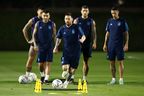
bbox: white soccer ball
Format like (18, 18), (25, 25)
(28, 72), (37, 82)
(18, 75), (31, 84)
(52, 79), (63, 89)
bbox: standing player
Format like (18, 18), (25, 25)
(53, 13), (86, 88)
(103, 6), (129, 85)
(33, 10), (56, 83)
(22, 7), (43, 76)
(74, 5), (97, 82)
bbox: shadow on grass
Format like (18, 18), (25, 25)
(42, 88), (77, 91)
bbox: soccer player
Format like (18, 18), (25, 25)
(103, 6), (129, 85)
(22, 7), (43, 76)
(53, 13), (86, 88)
(33, 10), (56, 84)
(73, 5), (97, 81)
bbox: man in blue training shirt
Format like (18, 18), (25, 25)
(22, 7), (44, 76)
(103, 6), (129, 85)
(33, 10), (56, 84)
(53, 13), (86, 88)
(74, 5), (97, 82)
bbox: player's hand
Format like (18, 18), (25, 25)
(53, 47), (58, 53)
(28, 39), (34, 45)
(34, 46), (38, 51)
(124, 45), (128, 52)
(92, 43), (97, 49)
(103, 45), (107, 52)
(79, 35), (86, 43)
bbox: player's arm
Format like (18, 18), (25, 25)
(103, 31), (110, 52)
(124, 32), (129, 51)
(53, 38), (61, 53)
(22, 19), (33, 43)
(78, 26), (86, 43)
(53, 23), (56, 43)
(32, 22), (38, 51)
(92, 20), (97, 49)
(73, 18), (78, 24)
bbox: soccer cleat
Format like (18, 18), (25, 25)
(44, 80), (49, 85)
(69, 79), (74, 84)
(108, 79), (116, 85)
(40, 77), (45, 84)
(62, 81), (69, 89)
(119, 79), (124, 85)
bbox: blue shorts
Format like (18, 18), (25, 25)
(107, 47), (124, 61)
(37, 48), (53, 63)
(61, 52), (80, 69)
(81, 43), (92, 58)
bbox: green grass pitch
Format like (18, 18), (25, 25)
(0, 51), (144, 96)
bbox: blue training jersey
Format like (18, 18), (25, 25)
(31, 16), (41, 33)
(105, 18), (129, 47)
(36, 20), (54, 49)
(57, 24), (84, 56)
(76, 16), (93, 43)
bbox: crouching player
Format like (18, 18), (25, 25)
(53, 13), (86, 88)
(33, 10), (56, 84)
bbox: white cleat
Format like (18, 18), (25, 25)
(119, 79), (124, 85)
(108, 79), (116, 85)
(62, 81), (69, 89)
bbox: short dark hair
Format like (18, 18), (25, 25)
(43, 10), (49, 14)
(81, 5), (89, 9)
(111, 6), (119, 11)
(65, 12), (72, 16)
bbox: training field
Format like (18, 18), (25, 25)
(0, 51), (144, 96)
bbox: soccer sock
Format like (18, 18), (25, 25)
(112, 78), (116, 81)
(67, 73), (72, 81)
(119, 78), (123, 81)
(40, 72), (45, 77)
(26, 72), (30, 76)
(44, 75), (49, 81)
(83, 75), (86, 80)
(71, 75), (74, 79)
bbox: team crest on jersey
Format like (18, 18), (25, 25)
(63, 32), (66, 34)
(48, 26), (51, 29)
(110, 23), (113, 26)
(87, 22), (90, 26)
(78, 22), (82, 25)
(39, 26), (42, 29)
(72, 29), (75, 34)
(117, 22), (121, 26)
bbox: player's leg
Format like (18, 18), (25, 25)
(37, 50), (46, 83)
(109, 60), (116, 84)
(118, 60), (124, 85)
(117, 48), (124, 85)
(26, 46), (36, 76)
(82, 44), (92, 81)
(38, 62), (45, 83)
(62, 64), (70, 79)
(107, 48), (116, 85)
(83, 56), (89, 80)
(44, 61), (52, 84)
(44, 49), (53, 84)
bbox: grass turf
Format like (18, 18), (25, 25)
(0, 51), (144, 96)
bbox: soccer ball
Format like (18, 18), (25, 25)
(18, 75), (31, 84)
(52, 79), (63, 89)
(28, 72), (37, 82)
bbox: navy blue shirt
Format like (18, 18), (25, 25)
(31, 16), (41, 34)
(36, 20), (54, 49)
(106, 18), (129, 48)
(57, 24), (84, 56)
(77, 17), (93, 43)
